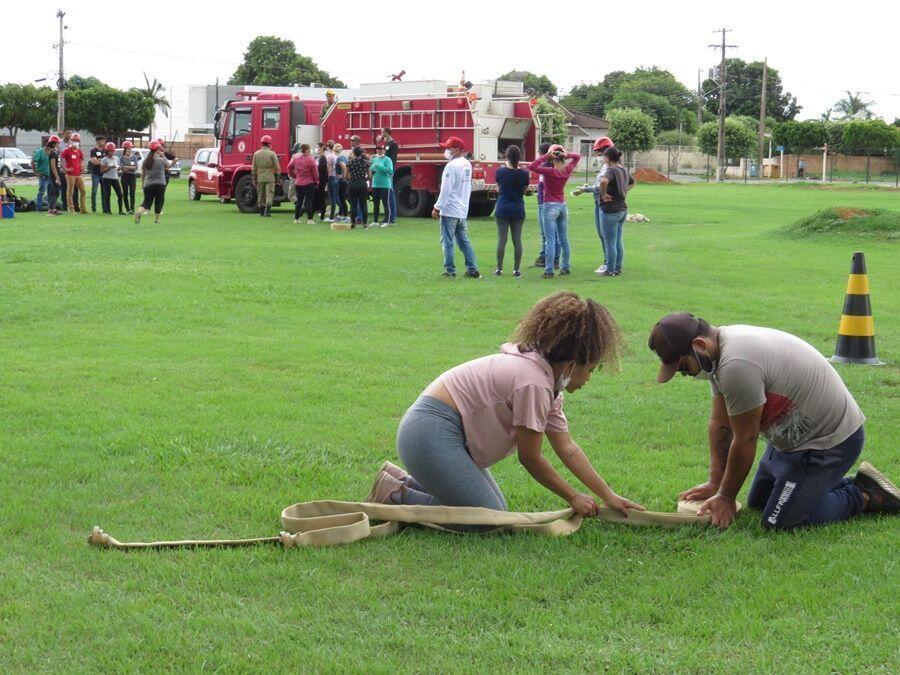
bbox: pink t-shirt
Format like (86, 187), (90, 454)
(288, 153), (319, 186)
(439, 342), (569, 469)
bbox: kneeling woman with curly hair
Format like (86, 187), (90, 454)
(367, 291), (645, 526)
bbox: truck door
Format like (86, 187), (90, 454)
(224, 106), (253, 165)
(260, 105), (290, 170)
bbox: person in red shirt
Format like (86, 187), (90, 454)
(60, 133), (87, 214)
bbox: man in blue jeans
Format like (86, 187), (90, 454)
(432, 136), (480, 278)
(649, 313), (899, 530)
(88, 137), (106, 213)
(31, 141), (52, 211)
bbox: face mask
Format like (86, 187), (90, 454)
(73, 142), (79, 148)
(444, 149), (454, 161)
(692, 347), (717, 380)
(556, 363), (574, 392)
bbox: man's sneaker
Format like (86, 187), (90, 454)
(378, 460), (409, 482)
(294, 218), (301, 224)
(542, 271), (555, 279)
(380, 222), (390, 228)
(494, 268), (502, 276)
(513, 270), (522, 278)
(464, 270), (482, 279)
(853, 462), (900, 514)
(442, 271), (457, 278)
(560, 269), (571, 275)
(306, 219), (315, 225)
(365, 470), (404, 504)
(554, 260), (560, 269)
(533, 257), (545, 268)
(594, 264), (608, 275)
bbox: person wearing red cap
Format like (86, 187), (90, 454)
(60, 133), (87, 214)
(100, 142), (125, 215)
(432, 136), (480, 278)
(120, 141), (139, 214)
(648, 313), (899, 529)
(252, 136), (279, 217)
(573, 136), (615, 274)
(527, 144), (580, 278)
(135, 140), (172, 224)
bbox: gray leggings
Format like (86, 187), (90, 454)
(397, 396), (508, 523)
(495, 217), (524, 271)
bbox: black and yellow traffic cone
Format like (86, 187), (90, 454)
(830, 251), (883, 365)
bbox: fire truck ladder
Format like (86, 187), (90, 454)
(347, 109), (474, 132)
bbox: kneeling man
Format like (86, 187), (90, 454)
(648, 313), (898, 529)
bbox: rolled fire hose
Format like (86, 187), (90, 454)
(88, 499), (741, 551)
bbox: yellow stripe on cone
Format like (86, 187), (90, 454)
(838, 315), (875, 337)
(845, 274), (870, 295)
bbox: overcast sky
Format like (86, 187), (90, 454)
(9, 1), (899, 122)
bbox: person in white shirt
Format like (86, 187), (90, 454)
(432, 136), (480, 279)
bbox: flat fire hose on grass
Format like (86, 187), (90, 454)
(88, 499), (741, 550)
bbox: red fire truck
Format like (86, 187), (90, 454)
(212, 80), (540, 217)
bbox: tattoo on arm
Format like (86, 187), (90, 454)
(716, 426), (733, 466)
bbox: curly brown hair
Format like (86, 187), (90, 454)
(514, 291), (623, 368)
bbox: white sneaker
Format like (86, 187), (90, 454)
(324, 217), (334, 222)
(306, 219), (315, 225)
(294, 218), (301, 224)
(594, 264), (608, 275)
(380, 222), (390, 228)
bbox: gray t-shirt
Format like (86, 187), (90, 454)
(121, 153), (140, 173)
(709, 325), (865, 452)
(101, 155), (120, 179)
(142, 155), (169, 187)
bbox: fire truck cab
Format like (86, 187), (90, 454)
(213, 80), (540, 217)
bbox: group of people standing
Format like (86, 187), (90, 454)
(434, 134), (634, 280)
(30, 131), (175, 224)
(252, 127), (400, 229)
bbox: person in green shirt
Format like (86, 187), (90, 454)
(251, 135), (280, 217)
(370, 144), (394, 227)
(31, 143), (52, 211)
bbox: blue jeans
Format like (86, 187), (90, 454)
(36, 174), (51, 211)
(542, 202), (570, 273)
(600, 210), (627, 273)
(747, 426), (865, 530)
(440, 216), (478, 274)
(594, 201), (607, 264)
(90, 173), (101, 212)
(327, 176), (338, 218)
(388, 187), (398, 223)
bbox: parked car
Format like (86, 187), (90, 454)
(188, 148), (222, 200)
(0, 147), (34, 178)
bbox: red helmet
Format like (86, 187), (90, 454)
(155, 138), (165, 145)
(593, 136), (613, 152)
(261, 135), (272, 145)
(548, 144), (566, 155)
(47, 135), (61, 144)
(105, 142), (116, 152)
(148, 140), (161, 151)
(71, 133), (81, 142)
(122, 140), (133, 149)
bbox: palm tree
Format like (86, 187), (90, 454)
(833, 91), (875, 121)
(141, 72), (170, 140)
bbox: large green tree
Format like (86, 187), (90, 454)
(66, 75), (106, 91)
(605, 107), (655, 167)
(562, 67), (695, 131)
(497, 70), (557, 97)
(66, 86), (155, 138)
(702, 59), (800, 122)
(0, 84), (56, 138)
(140, 73), (171, 140)
(229, 36), (345, 88)
(533, 97), (567, 145)
(832, 91), (875, 120)
(697, 118), (756, 163)
(841, 119), (899, 182)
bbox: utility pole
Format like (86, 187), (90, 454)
(709, 28), (737, 182)
(697, 69), (703, 128)
(757, 58), (768, 175)
(54, 9), (67, 132)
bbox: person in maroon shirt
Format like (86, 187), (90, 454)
(288, 144), (319, 224)
(528, 145), (580, 278)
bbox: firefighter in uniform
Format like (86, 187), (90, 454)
(252, 135), (279, 217)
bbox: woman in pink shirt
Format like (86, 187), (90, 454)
(528, 145), (580, 278)
(288, 143), (319, 224)
(366, 291), (644, 528)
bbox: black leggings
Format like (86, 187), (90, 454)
(337, 180), (348, 217)
(496, 217), (525, 271)
(141, 183), (166, 214)
(294, 184), (316, 220)
(121, 173), (137, 211)
(372, 187), (389, 223)
(101, 178), (124, 213)
(315, 181), (328, 218)
(348, 182), (368, 225)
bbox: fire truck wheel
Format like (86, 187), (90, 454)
(394, 174), (433, 218)
(233, 174), (258, 213)
(468, 201), (496, 218)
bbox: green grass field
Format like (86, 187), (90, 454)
(1, 180), (898, 672)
